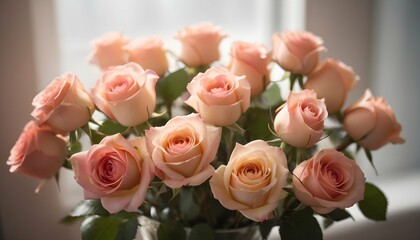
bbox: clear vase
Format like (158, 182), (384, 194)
(135, 216), (262, 240)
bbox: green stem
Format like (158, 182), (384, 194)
(336, 135), (354, 152)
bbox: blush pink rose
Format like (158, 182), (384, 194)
(228, 41), (271, 96)
(145, 114), (221, 189)
(305, 59), (359, 113)
(185, 67), (251, 126)
(87, 32), (129, 70)
(343, 89), (405, 150)
(7, 121), (67, 179)
(210, 140), (289, 222)
(31, 73), (95, 133)
(272, 31), (325, 75)
(274, 89), (328, 148)
(175, 22), (226, 67)
(293, 148), (365, 214)
(91, 62), (159, 127)
(124, 37), (169, 77)
(70, 134), (155, 213)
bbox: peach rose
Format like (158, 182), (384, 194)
(185, 67), (251, 126)
(91, 62), (159, 127)
(88, 32), (129, 70)
(145, 114), (221, 189)
(31, 73), (95, 133)
(272, 31), (325, 75)
(210, 140), (289, 222)
(7, 121), (67, 179)
(228, 41), (271, 96)
(343, 89), (405, 150)
(124, 37), (169, 77)
(305, 59), (358, 113)
(175, 22), (226, 67)
(274, 90), (328, 148)
(70, 134), (155, 213)
(293, 149), (365, 214)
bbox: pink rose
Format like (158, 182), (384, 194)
(292, 149), (365, 214)
(228, 41), (271, 96)
(185, 67), (251, 126)
(7, 121), (67, 179)
(343, 89), (405, 150)
(272, 31), (325, 75)
(175, 22), (226, 67)
(124, 37), (169, 77)
(31, 73), (95, 133)
(305, 59), (359, 113)
(91, 62), (159, 127)
(70, 134), (155, 213)
(145, 114), (221, 188)
(274, 89), (328, 148)
(210, 140), (289, 222)
(87, 32), (129, 70)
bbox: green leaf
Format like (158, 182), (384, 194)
(323, 208), (353, 222)
(189, 223), (215, 240)
(261, 83), (283, 109)
(69, 140), (82, 156)
(358, 182), (388, 221)
(61, 200), (110, 224)
(157, 220), (187, 240)
(98, 119), (128, 135)
(280, 208), (323, 240)
(156, 68), (190, 103)
(364, 148), (378, 175)
(260, 219), (276, 240)
(180, 189), (200, 221)
(80, 212), (138, 240)
(244, 107), (274, 141)
(62, 158), (73, 170)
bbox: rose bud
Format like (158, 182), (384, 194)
(305, 58), (358, 113)
(31, 73), (95, 133)
(274, 89), (328, 148)
(87, 32), (129, 70)
(228, 41), (271, 96)
(272, 31), (325, 75)
(343, 89), (405, 150)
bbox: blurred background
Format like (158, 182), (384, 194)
(1, 0), (419, 239)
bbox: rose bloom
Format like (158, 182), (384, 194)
(293, 149), (365, 214)
(305, 58), (359, 113)
(228, 41), (271, 96)
(31, 73), (95, 133)
(175, 22), (226, 67)
(7, 121), (67, 179)
(91, 62), (159, 127)
(210, 140), (289, 222)
(272, 31), (325, 75)
(145, 114), (221, 189)
(185, 67), (251, 126)
(87, 32), (129, 70)
(70, 134), (155, 213)
(124, 37), (169, 77)
(343, 89), (405, 150)
(274, 89), (328, 148)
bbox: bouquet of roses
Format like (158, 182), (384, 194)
(7, 22), (405, 240)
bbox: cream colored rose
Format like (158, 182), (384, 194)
(87, 32), (129, 70)
(91, 62), (159, 127)
(274, 89), (328, 148)
(210, 140), (289, 222)
(145, 114), (222, 188)
(7, 121), (67, 179)
(185, 67), (251, 126)
(31, 73), (95, 133)
(343, 89), (405, 150)
(228, 41), (271, 96)
(175, 22), (226, 67)
(70, 134), (155, 213)
(272, 31), (325, 75)
(305, 59), (358, 113)
(124, 37), (169, 77)
(293, 149), (365, 214)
